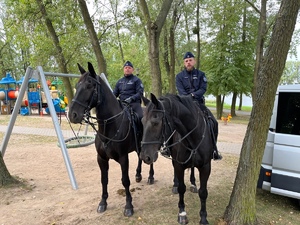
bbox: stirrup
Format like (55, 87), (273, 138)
(161, 148), (171, 157)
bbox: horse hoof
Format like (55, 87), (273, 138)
(97, 204), (107, 213)
(190, 185), (198, 193)
(124, 208), (134, 217)
(147, 177), (154, 185)
(136, 175), (142, 183)
(200, 218), (209, 225)
(178, 211), (188, 224)
(172, 186), (178, 194)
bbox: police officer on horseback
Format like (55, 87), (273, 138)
(176, 52), (222, 160)
(113, 61), (144, 120)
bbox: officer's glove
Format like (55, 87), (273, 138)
(124, 97), (133, 104)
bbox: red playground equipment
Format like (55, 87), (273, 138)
(0, 72), (17, 114)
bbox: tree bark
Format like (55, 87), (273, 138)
(78, 0), (107, 76)
(231, 92), (237, 116)
(238, 92), (243, 110)
(109, 0), (125, 63)
(224, 1), (300, 224)
(164, 1), (180, 94)
(139, 0), (173, 97)
(216, 94), (222, 119)
(195, 0), (200, 68)
(36, 0), (74, 102)
(169, 22), (176, 94)
(0, 152), (19, 187)
(252, 0), (266, 104)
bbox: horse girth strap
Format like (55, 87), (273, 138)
(84, 107), (132, 144)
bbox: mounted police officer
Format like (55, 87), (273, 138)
(113, 60), (144, 121)
(176, 52), (222, 160)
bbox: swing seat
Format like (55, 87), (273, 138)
(57, 135), (95, 148)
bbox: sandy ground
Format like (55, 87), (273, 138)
(0, 120), (246, 225)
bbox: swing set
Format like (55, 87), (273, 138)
(0, 66), (99, 190)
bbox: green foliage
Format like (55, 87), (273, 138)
(281, 61), (300, 84)
(200, 0), (257, 99)
(0, 0), (298, 98)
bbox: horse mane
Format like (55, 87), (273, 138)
(141, 93), (202, 138)
(160, 94), (200, 120)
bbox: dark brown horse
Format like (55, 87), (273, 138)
(68, 62), (154, 217)
(140, 93), (215, 225)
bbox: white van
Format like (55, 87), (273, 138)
(257, 84), (300, 200)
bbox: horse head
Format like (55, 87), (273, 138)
(68, 62), (101, 123)
(140, 93), (167, 164)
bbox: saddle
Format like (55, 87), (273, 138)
(130, 110), (143, 138)
(122, 103), (143, 148)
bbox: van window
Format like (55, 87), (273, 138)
(276, 92), (300, 135)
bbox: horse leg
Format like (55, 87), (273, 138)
(119, 155), (134, 217)
(172, 162), (179, 194)
(97, 154), (109, 213)
(198, 163), (211, 225)
(174, 165), (188, 224)
(135, 158), (142, 183)
(189, 167), (198, 193)
(147, 163), (155, 184)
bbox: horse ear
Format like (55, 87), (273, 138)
(141, 95), (150, 106)
(150, 93), (160, 108)
(88, 62), (97, 77)
(77, 63), (86, 75)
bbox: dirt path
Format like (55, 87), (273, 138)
(0, 120), (246, 225)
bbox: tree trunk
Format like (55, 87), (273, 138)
(163, 29), (171, 94)
(78, 0), (107, 76)
(168, 2), (180, 94)
(182, 1), (190, 47)
(139, 0), (173, 97)
(216, 94), (223, 119)
(195, 0), (200, 69)
(0, 152), (19, 187)
(224, 1), (300, 224)
(169, 25), (176, 94)
(252, 0), (266, 104)
(36, 0), (74, 102)
(109, 0), (125, 63)
(238, 92), (242, 110)
(231, 92), (237, 116)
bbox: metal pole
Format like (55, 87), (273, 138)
(44, 72), (80, 78)
(37, 66), (78, 190)
(0, 67), (34, 156)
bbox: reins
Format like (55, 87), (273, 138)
(142, 98), (207, 165)
(74, 75), (132, 145)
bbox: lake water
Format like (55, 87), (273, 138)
(206, 94), (253, 107)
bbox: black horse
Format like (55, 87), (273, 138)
(68, 62), (154, 217)
(140, 93), (215, 225)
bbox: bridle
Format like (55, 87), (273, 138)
(71, 74), (131, 145)
(72, 75), (102, 114)
(141, 99), (207, 164)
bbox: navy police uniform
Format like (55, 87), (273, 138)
(176, 68), (207, 104)
(175, 52), (222, 160)
(113, 61), (144, 119)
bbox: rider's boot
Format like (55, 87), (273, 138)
(160, 147), (171, 157)
(213, 147), (222, 160)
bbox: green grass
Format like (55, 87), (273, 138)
(205, 100), (252, 112)
(205, 100), (251, 125)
